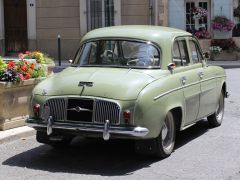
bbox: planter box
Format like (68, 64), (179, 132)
(211, 51), (240, 61)
(43, 63), (55, 76)
(3, 58), (55, 76)
(0, 78), (45, 130)
(213, 31), (232, 39)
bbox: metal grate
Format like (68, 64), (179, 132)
(93, 99), (120, 125)
(42, 98), (120, 125)
(44, 98), (67, 121)
(87, 0), (114, 31)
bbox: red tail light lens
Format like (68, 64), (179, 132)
(33, 104), (40, 117)
(123, 110), (131, 124)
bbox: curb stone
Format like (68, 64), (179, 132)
(0, 126), (35, 145)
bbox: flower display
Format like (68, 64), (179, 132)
(20, 51), (54, 64)
(212, 16), (235, 32)
(192, 7), (207, 19)
(194, 30), (209, 39)
(209, 46), (222, 54)
(0, 57), (7, 76)
(210, 39), (238, 51)
(0, 59), (47, 82)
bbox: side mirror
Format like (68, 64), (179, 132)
(204, 52), (210, 59)
(167, 63), (176, 74)
(68, 59), (73, 64)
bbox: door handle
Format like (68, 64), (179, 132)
(198, 72), (204, 79)
(180, 76), (187, 85)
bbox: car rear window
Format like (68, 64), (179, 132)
(73, 40), (161, 68)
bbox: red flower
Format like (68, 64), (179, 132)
(19, 74), (24, 80)
(24, 73), (31, 80)
(21, 65), (28, 71)
(30, 63), (35, 69)
(7, 61), (16, 69)
(25, 51), (30, 54)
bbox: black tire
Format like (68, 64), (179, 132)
(36, 131), (73, 148)
(207, 90), (225, 127)
(154, 111), (176, 158)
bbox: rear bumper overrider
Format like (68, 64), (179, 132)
(26, 118), (149, 140)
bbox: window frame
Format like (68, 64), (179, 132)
(185, 0), (211, 34)
(87, 0), (115, 31)
(187, 37), (204, 64)
(172, 37), (190, 67)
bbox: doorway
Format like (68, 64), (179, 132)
(4, 0), (28, 55)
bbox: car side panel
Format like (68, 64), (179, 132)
(133, 71), (186, 138)
(198, 66), (218, 119)
(173, 64), (201, 125)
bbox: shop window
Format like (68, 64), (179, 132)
(87, 0), (114, 31)
(186, 0), (210, 39)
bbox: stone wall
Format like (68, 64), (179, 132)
(158, 0), (168, 26)
(121, 0), (150, 25)
(36, 0), (80, 60)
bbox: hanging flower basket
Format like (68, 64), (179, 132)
(212, 16), (235, 39)
(212, 16), (235, 32)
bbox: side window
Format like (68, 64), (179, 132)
(173, 39), (190, 67)
(189, 40), (204, 64)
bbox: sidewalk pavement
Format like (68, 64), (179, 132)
(208, 60), (240, 69)
(0, 126), (35, 145)
(0, 60), (240, 145)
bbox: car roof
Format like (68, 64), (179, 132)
(81, 25), (192, 45)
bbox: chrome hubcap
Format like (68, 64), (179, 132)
(161, 113), (174, 152)
(216, 93), (224, 123)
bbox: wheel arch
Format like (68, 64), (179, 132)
(169, 107), (183, 132)
(222, 81), (227, 98)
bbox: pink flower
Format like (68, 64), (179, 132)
(18, 53), (24, 59)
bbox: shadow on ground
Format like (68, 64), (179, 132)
(2, 120), (210, 176)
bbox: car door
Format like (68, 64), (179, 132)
(188, 38), (217, 119)
(172, 38), (201, 125)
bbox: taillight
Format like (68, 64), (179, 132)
(123, 110), (131, 124)
(33, 104), (40, 117)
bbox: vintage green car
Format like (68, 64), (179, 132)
(26, 26), (227, 158)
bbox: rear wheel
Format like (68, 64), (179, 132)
(207, 91), (225, 127)
(36, 131), (73, 148)
(154, 111), (176, 158)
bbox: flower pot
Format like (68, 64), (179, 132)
(0, 78), (45, 130)
(213, 31), (232, 39)
(211, 50), (240, 61)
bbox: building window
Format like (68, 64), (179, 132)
(185, 0), (210, 38)
(87, 0), (114, 31)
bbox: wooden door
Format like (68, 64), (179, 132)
(4, 0), (27, 55)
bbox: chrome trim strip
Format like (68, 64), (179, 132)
(154, 75), (226, 101)
(26, 122), (149, 137)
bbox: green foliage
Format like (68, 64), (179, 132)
(0, 57), (7, 76)
(30, 64), (47, 78)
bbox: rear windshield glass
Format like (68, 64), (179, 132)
(73, 40), (161, 68)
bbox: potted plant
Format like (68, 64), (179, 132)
(0, 56), (47, 130)
(210, 38), (240, 60)
(191, 7), (207, 19)
(212, 16), (235, 39)
(19, 51), (55, 76)
(194, 30), (210, 39)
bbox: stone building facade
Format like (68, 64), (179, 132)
(0, 0), (168, 60)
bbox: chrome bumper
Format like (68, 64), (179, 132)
(26, 119), (149, 140)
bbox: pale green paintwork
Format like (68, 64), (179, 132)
(30, 26), (226, 139)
